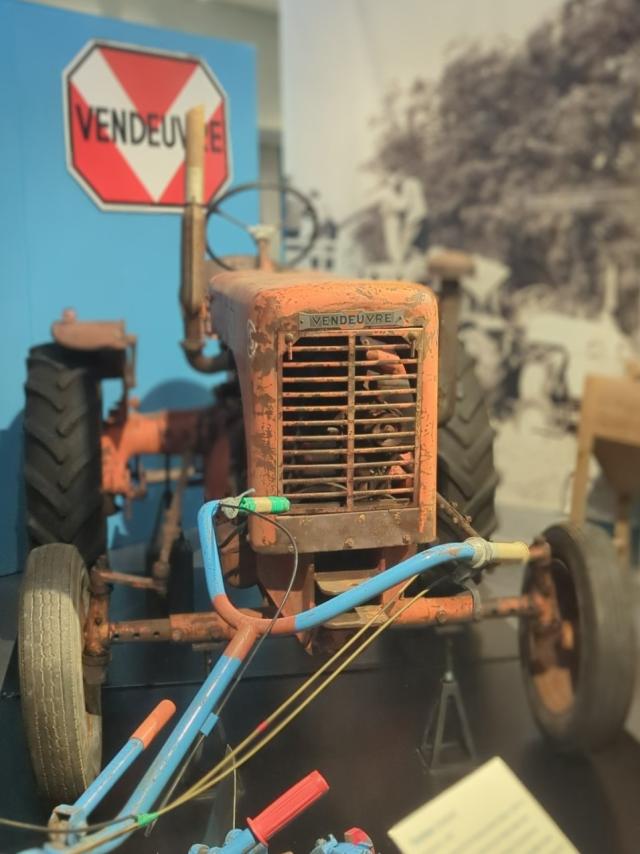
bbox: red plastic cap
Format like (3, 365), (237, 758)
(247, 771), (329, 844)
(345, 827), (374, 849)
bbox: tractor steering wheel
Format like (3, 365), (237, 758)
(206, 181), (320, 271)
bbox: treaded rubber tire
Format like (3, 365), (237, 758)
(437, 346), (498, 540)
(18, 544), (102, 802)
(520, 522), (636, 752)
(24, 343), (106, 567)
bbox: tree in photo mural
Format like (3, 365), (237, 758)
(366, 0), (640, 337)
(356, 0), (640, 509)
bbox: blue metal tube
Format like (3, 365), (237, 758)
(186, 828), (258, 854)
(27, 503), (474, 854)
(293, 543), (474, 631)
(219, 828), (258, 853)
(70, 739), (143, 826)
(198, 501), (229, 600)
(122, 652), (242, 816)
(60, 647), (249, 854)
(197, 500), (475, 633)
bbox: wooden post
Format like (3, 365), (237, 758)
(614, 493), (632, 572)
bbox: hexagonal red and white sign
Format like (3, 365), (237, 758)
(63, 40), (231, 211)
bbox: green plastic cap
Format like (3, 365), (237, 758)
(238, 496), (290, 515)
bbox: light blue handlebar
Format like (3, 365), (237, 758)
(198, 500), (475, 632)
(21, 501), (477, 854)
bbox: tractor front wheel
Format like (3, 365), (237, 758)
(18, 544), (102, 802)
(520, 522), (636, 752)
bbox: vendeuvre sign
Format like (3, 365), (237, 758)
(63, 41), (231, 211)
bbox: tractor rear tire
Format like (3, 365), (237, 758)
(437, 346), (498, 541)
(24, 344), (106, 568)
(520, 522), (636, 752)
(18, 544), (102, 802)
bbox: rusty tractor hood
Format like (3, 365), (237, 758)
(208, 269), (436, 345)
(207, 269), (439, 551)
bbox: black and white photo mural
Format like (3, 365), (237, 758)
(281, 0), (640, 516)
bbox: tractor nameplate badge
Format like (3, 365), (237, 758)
(298, 310), (405, 330)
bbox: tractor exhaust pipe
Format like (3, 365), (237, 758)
(180, 105), (226, 373)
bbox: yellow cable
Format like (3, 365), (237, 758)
(67, 821), (138, 854)
(70, 577), (434, 852)
(166, 582), (431, 810)
(174, 585), (429, 803)
(64, 581), (418, 854)
(164, 577), (417, 811)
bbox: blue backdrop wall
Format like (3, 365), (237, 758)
(0, 0), (258, 573)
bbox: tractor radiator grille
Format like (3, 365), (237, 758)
(279, 328), (422, 511)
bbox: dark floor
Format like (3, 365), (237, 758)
(2, 614), (640, 854)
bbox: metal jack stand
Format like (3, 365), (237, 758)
(418, 631), (477, 772)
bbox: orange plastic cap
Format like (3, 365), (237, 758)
(131, 699), (177, 748)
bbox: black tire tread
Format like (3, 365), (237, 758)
(24, 344), (106, 566)
(437, 347), (498, 540)
(18, 544), (101, 801)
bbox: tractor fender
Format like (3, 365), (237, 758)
(51, 308), (137, 386)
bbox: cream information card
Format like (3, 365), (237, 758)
(388, 757), (578, 854)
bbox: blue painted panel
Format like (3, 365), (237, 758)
(0, 0), (258, 572)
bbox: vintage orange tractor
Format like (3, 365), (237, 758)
(18, 108), (636, 805)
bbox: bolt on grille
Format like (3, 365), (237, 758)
(279, 329), (422, 510)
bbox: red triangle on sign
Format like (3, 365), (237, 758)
(100, 45), (198, 118)
(159, 161), (185, 206)
(69, 84), (153, 205)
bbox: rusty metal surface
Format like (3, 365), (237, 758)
(279, 329), (421, 515)
(52, 310), (136, 351)
(179, 105), (222, 374)
(209, 268), (435, 296)
(208, 271), (438, 551)
(101, 405), (218, 498)
(436, 492), (478, 539)
(84, 567), (540, 653)
(389, 591), (537, 625)
(479, 595), (538, 619)
(98, 590), (539, 647)
(180, 205), (208, 366)
(84, 566), (112, 660)
(202, 391), (246, 530)
(521, 539), (577, 716)
(93, 568), (163, 592)
(389, 593), (475, 626)
(257, 553), (314, 649)
(528, 540), (552, 564)
(51, 309), (137, 387)
(151, 454), (192, 585)
(324, 591), (538, 630)
(250, 506), (432, 555)
(108, 612), (235, 645)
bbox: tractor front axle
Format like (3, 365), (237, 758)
(83, 584), (540, 656)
